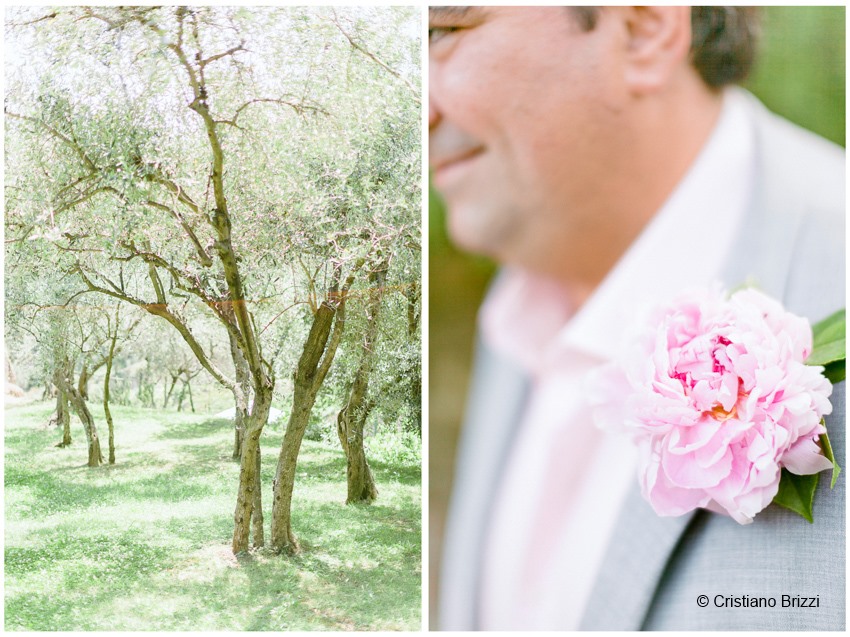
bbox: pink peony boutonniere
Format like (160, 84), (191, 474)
(589, 285), (844, 524)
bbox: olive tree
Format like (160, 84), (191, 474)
(6, 5), (420, 555)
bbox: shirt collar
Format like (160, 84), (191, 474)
(481, 88), (756, 372)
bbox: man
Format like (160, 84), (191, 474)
(431, 6), (844, 630)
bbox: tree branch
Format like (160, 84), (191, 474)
(117, 241), (220, 315)
(143, 198), (213, 266)
(142, 171), (207, 220)
(220, 97), (329, 128)
(9, 11), (57, 27)
(74, 265), (235, 391)
(312, 260), (362, 393)
(6, 110), (97, 172)
(330, 13), (420, 104)
(200, 42), (246, 69)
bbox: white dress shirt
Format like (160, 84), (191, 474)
(478, 88), (757, 630)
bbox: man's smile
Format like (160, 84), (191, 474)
(430, 145), (485, 189)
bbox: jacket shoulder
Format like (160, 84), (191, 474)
(748, 94), (845, 214)
(741, 93), (845, 317)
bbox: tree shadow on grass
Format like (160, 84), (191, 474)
(145, 548), (310, 631)
(6, 453), (228, 517)
(290, 447), (419, 483)
(6, 590), (83, 631)
(368, 459), (421, 485)
(153, 418), (234, 441)
(289, 493), (421, 577)
(187, 542), (420, 631)
(4, 423), (73, 460)
(286, 543), (420, 630)
(5, 530), (176, 631)
(291, 457), (347, 485)
(6, 504), (419, 630)
(6, 407), (420, 630)
(6, 530), (174, 577)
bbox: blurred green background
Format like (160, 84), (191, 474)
(428, 5), (845, 626)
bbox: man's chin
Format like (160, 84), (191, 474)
(445, 206), (510, 261)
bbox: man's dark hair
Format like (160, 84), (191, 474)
(571, 7), (760, 88)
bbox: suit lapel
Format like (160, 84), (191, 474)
(580, 91), (802, 630)
(580, 495), (698, 630)
(438, 339), (530, 629)
(718, 93), (804, 299)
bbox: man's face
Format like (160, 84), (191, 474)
(429, 7), (627, 277)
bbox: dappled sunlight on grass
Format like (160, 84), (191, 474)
(5, 401), (421, 630)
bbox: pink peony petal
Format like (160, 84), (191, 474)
(782, 436), (834, 475)
(645, 463), (712, 516)
(666, 418), (722, 454)
(662, 446), (733, 489)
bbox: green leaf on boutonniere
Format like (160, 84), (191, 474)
(821, 360), (846, 384)
(820, 424), (841, 489)
(774, 469), (818, 523)
(774, 424), (841, 521)
(807, 309), (845, 368)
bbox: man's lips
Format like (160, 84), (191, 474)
(430, 147), (484, 186)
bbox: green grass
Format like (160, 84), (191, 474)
(4, 401), (421, 631)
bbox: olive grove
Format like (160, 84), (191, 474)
(5, 5), (420, 556)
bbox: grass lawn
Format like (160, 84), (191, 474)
(5, 401), (421, 631)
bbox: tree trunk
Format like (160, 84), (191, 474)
(41, 382), (55, 402)
(54, 389), (72, 448)
(252, 440), (264, 548)
(104, 377), (115, 464)
(229, 329), (252, 461)
(60, 396), (72, 447)
(405, 280), (422, 434)
(103, 304), (120, 465)
(47, 386), (62, 427)
(336, 263), (385, 504)
(176, 382), (186, 411)
(232, 429), (260, 553)
(164, 373), (179, 409)
(271, 294), (346, 553)
(233, 424), (244, 463)
(55, 365), (102, 467)
(75, 395), (102, 467)
(410, 372), (422, 435)
(77, 364), (92, 401)
(337, 401), (378, 503)
(186, 377), (195, 412)
(405, 280), (419, 337)
(231, 384), (272, 553)
(6, 349), (18, 385)
(231, 390), (247, 462)
(271, 399), (312, 553)
(138, 360), (155, 408)
(222, 291), (272, 553)
(5, 350), (24, 396)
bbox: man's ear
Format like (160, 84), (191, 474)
(620, 6), (692, 95)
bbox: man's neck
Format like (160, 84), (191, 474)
(550, 78), (725, 306)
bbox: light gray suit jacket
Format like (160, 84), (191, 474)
(438, 93), (845, 631)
